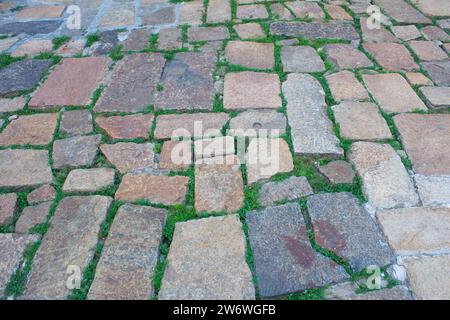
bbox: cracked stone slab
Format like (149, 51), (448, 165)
(94, 53), (165, 113)
(22, 196), (112, 300)
(159, 215), (255, 300)
(282, 73), (343, 157)
(308, 192), (395, 272)
(377, 207), (450, 256)
(52, 135), (101, 169)
(88, 204), (167, 300)
(349, 142), (419, 210)
(258, 176), (313, 207)
(246, 203), (348, 298)
(270, 22), (360, 41)
(155, 52), (216, 111)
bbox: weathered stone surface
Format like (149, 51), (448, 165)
(409, 41), (448, 61)
(364, 42), (418, 71)
(325, 4), (352, 20)
(0, 113), (58, 146)
(155, 52), (216, 111)
(270, 22), (359, 41)
(16, 6), (65, 19)
(415, 175), (450, 207)
(0, 59), (51, 97)
(308, 193), (395, 272)
(0, 36), (19, 52)
(246, 138), (294, 184)
(318, 160), (355, 185)
(420, 25), (450, 41)
(154, 113), (229, 139)
(95, 114), (154, 140)
(420, 86), (450, 109)
(88, 30), (120, 56)
(283, 73), (343, 157)
(158, 28), (183, 50)
(11, 39), (53, 57)
(362, 73), (427, 113)
(115, 174), (188, 205)
(195, 155), (244, 213)
(194, 136), (235, 161)
(374, 0), (431, 24)
(26, 185), (55, 207)
(60, 110), (92, 137)
(405, 72), (433, 86)
(332, 102), (392, 141)
(179, 0), (203, 25)
(281, 46), (325, 73)
(0, 97), (25, 113)
(360, 17), (398, 43)
(234, 23), (265, 39)
(391, 25), (421, 41)
(422, 60), (450, 86)
(100, 142), (154, 174)
(54, 39), (86, 57)
(29, 57), (110, 109)
(258, 176), (313, 206)
(95, 53), (165, 113)
(412, 0), (450, 17)
(324, 44), (372, 69)
(286, 1), (325, 19)
(224, 72), (281, 110)
(158, 140), (192, 171)
(63, 168), (115, 193)
(394, 114), (450, 175)
(159, 215), (255, 300)
(52, 135), (101, 169)
(271, 3), (295, 20)
(349, 142), (419, 210)
(0, 21), (62, 36)
(378, 206), (450, 255)
(15, 202), (51, 234)
(0, 149), (53, 188)
(88, 204), (167, 300)
(207, 0), (231, 23)
(122, 28), (152, 51)
(0, 234), (39, 297)
(438, 18), (450, 29)
(247, 203), (348, 297)
(0, 193), (17, 226)
(229, 110), (286, 138)
(237, 4), (268, 20)
(22, 196), (112, 299)
(141, 5), (175, 25)
(325, 282), (413, 300)
(403, 255), (450, 300)
(188, 26), (229, 42)
(98, 2), (135, 28)
(225, 41), (274, 69)
(326, 71), (368, 102)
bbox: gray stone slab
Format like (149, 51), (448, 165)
(282, 73), (343, 158)
(281, 46), (325, 73)
(0, 20), (62, 36)
(422, 60), (450, 86)
(258, 176), (313, 207)
(270, 22), (360, 41)
(52, 135), (101, 169)
(246, 203), (348, 297)
(307, 192), (395, 272)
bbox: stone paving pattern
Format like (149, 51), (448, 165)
(0, 0), (449, 300)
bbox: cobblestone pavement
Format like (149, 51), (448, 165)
(0, 0), (449, 300)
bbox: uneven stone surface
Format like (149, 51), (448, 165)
(15, 202), (51, 234)
(158, 28), (183, 50)
(194, 136), (235, 161)
(234, 23), (265, 39)
(195, 155), (244, 213)
(88, 204), (167, 300)
(22, 196), (112, 299)
(332, 102), (392, 141)
(415, 175), (450, 207)
(155, 52), (216, 111)
(0, 59), (52, 97)
(409, 41), (448, 61)
(158, 140), (192, 171)
(100, 142), (154, 174)
(224, 72), (281, 110)
(0, 149), (53, 188)
(115, 174), (188, 205)
(63, 168), (116, 193)
(0, 113), (58, 146)
(237, 4), (268, 20)
(283, 73), (343, 157)
(258, 176), (313, 206)
(405, 72), (433, 86)
(188, 26), (229, 41)
(0, 234), (39, 297)
(281, 46), (325, 73)
(207, 0), (231, 23)
(325, 282), (413, 300)
(95, 54), (165, 113)
(0, 97), (25, 113)
(27, 184), (55, 205)
(326, 71), (368, 102)
(362, 73), (427, 113)
(121, 28), (152, 51)
(308, 193), (395, 272)
(246, 203), (348, 298)
(411, 0), (450, 17)
(422, 60), (450, 86)
(360, 17), (398, 43)
(420, 25), (450, 41)
(0, 21), (62, 36)
(323, 44), (372, 69)
(228, 110), (286, 138)
(374, 0), (431, 24)
(378, 206), (450, 255)
(95, 114), (154, 140)
(403, 255), (450, 300)
(52, 135), (101, 169)
(16, 6), (65, 19)
(159, 215), (255, 300)
(12, 39), (53, 57)
(349, 142), (419, 210)
(60, 110), (93, 137)
(394, 114), (450, 175)
(364, 42), (418, 71)
(318, 160), (355, 185)
(225, 41), (274, 69)
(270, 22), (359, 41)
(391, 25), (421, 41)
(0, 193), (17, 226)
(419, 86), (450, 109)
(285, 1), (325, 19)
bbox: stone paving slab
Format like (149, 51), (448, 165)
(15, 201), (51, 234)
(246, 203), (348, 298)
(95, 114), (154, 140)
(159, 215), (255, 300)
(88, 204), (167, 300)
(281, 46), (325, 73)
(270, 22), (359, 41)
(158, 140), (192, 171)
(0, 193), (17, 226)
(52, 135), (101, 169)
(323, 44), (372, 69)
(318, 160), (355, 185)
(22, 196), (112, 299)
(421, 60), (450, 86)
(419, 86), (450, 109)
(374, 0), (431, 24)
(100, 142), (155, 174)
(228, 110), (286, 138)
(0, 20), (62, 36)
(258, 176), (313, 207)
(27, 185), (55, 205)
(225, 41), (274, 70)
(415, 175), (450, 207)
(326, 71), (369, 102)
(63, 168), (116, 193)
(324, 282), (413, 300)
(364, 42), (419, 72)
(60, 110), (93, 137)
(308, 193), (395, 272)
